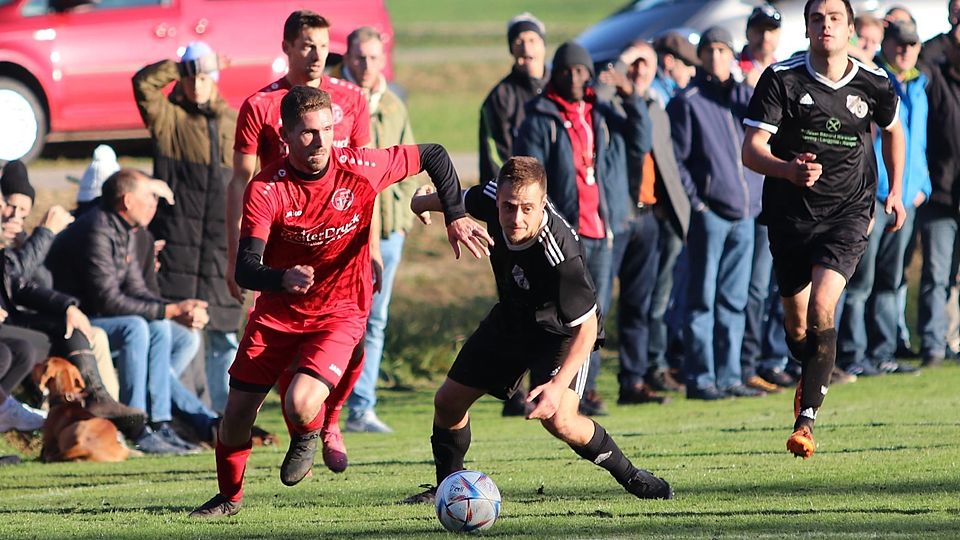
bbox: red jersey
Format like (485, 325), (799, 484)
(240, 145), (421, 332)
(234, 76), (372, 168)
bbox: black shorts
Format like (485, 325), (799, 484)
(447, 312), (589, 401)
(768, 216), (870, 297)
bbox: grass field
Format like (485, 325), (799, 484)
(1, 361), (958, 539)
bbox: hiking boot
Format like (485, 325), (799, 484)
(830, 366), (857, 385)
(400, 485), (437, 504)
(787, 425), (816, 459)
(501, 389), (534, 417)
(745, 375), (782, 393)
(321, 426), (348, 473)
(617, 383), (671, 405)
(579, 390), (608, 416)
(757, 367), (796, 387)
(644, 368), (685, 392)
(189, 494), (241, 518)
(0, 397), (46, 433)
(621, 469), (673, 499)
(724, 384), (766, 398)
(280, 429), (321, 486)
(68, 351), (147, 438)
(345, 410), (394, 433)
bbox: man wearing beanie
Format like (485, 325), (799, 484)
(515, 41), (652, 416)
(668, 26), (764, 401)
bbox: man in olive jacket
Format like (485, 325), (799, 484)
(133, 42), (241, 414)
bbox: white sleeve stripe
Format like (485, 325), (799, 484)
(743, 118), (779, 134)
(482, 180), (498, 199)
(883, 98), (901, 131)
(573, 359), (589, 398)
(539, 231), (563, 266)
(566, 305), (597, 328)
(543, 228), (565, 265)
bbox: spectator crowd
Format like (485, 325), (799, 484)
(1, 0), (959, 463)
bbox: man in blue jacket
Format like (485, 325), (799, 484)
(515, 41), (651, 415)
(838, 20), (930, 377)
(667, 27), (764, 400)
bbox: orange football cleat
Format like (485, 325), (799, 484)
(787, 425), (816, 458)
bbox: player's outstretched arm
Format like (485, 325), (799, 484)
(742, 127), (822, 188)
(526, 312), (598, 421)
(880, 119), (907, 232)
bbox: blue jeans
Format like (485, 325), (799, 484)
(349, 231), (405, 418)
(648, 216), (684, 371)
(581, 236), (613, 393)
(205, 330), (238, 414)
(92, 315), (172, 423)
(918, 204), (960, 359)
(741, 222), (773, 379)
(758, 279), (790, 371)
(683, 209), (754, 391)
(613, 211), (660, 388)
(168, 323), (217, 433)
(839, 203), (916, 365)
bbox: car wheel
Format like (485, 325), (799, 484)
(0, 77), (47, 163)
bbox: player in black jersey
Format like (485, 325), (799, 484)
(742, 0), (906, 458)
(401, 156), (672, 503)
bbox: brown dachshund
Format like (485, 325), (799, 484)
(32, 357), (130, 462)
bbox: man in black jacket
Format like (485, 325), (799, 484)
(919, 1), (960, 67)
(47, 169), (210, 454)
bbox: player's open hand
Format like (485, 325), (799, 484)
(525, 381), (564, 420)
(446, 217), (493, 260)
(788, 153), (822, 187)
(282, 265), (314, 294)
(885, 193), (907, 232)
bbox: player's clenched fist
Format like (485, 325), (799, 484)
(446, 217), (494, 260)
(787, 153), (822, 187)
(282, 265), (314, 294)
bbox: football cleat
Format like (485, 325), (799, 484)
(787, 425), (816, 459)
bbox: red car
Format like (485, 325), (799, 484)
(0, 0), (394, 162)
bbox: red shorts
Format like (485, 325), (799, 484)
(228, 316), (365, 393)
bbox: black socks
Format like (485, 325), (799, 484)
(795, 327), (837, 431)
(570, 421), (636, 485)
(431, 421), (471, 486)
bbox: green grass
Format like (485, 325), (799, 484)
(2, 363), (959, 538)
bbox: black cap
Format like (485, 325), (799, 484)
(748, 4), (782, 30)
(884, 20), (920, 45)
(551, 41), (595, 78)
(0, 160), (34, 203)
(697, 26), (735, 55)
(506, 12), (546, 50)
(653, 31), (701, 66)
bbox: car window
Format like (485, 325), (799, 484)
(21, 0), (166, 17)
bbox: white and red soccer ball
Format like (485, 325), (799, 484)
(435, 470), (501, 533)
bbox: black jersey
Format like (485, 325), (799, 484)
(744, 53), (900, 228)
(464, 181), (600, 339)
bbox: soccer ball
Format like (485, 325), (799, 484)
(435, 470), (501, 533)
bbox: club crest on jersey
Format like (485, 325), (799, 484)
(331, 188), (354, 211)
(512, 264), (530, 290)
(331, 103), (344, 124)
(846, 95), (868, 119)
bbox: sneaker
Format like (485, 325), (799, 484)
(786, 425), (816, 458)
(344, 410), (394, 433)
(621, 469), (673, 499)
(830, 366), (857, 385)
(0, 455), (22, 466)
(757, 367), (796, 387)
(644, 368), (685, 392)
(280, 429), (321, 486)
(876, 360), (920, 375)
(844, 360), (881, 377)
(152, 423), (201, 453)
(0, 397), (47, 433)
(135, 428), (185, 455)
(579, 390), (608, 416)
(921, 356), (944, 368)
(745, 375), (782, 393)
(724, 384), (766, 398)
(501, 389), (534, 417)
(189, 494), (241, 518)
(686, 385), (727, 401)
(321, 426), (348, 473)
(617, 383), (671, 405)
(400, 485), (437, 504)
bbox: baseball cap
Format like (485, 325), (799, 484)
(884, 19), (920, 45)
(179, 41), (219, 81)
(654, 32), (701, 67)
(748, 4), (783, 30)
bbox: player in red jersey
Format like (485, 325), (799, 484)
(225, 10), (373, 473)
(189, 86), (492, 518)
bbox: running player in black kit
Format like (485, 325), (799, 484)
(401, 156), (673, 502)
(742, 0), (906, 458)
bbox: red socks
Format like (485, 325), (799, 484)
(323, 344), (365, 429)
(215, 439), (253, 503)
